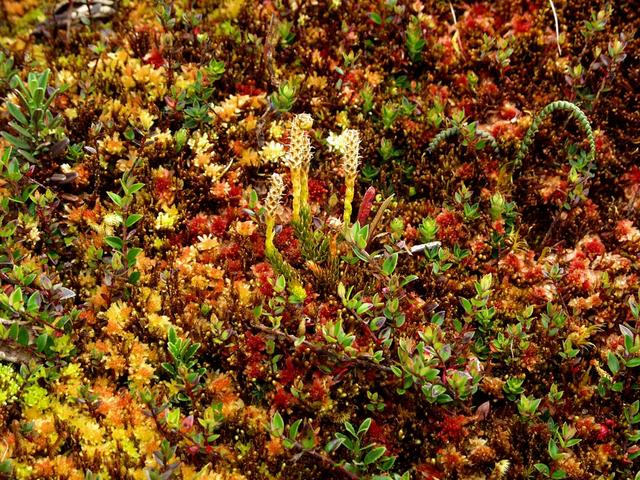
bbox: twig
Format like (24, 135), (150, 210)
(448, 1), (457, 25)
(253, 323), (392, 374)
(549, 0), (562, 56)
(291, 441), (359, 480)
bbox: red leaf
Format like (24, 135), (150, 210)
(357, 186), (376, 225)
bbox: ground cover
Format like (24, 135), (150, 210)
(0, 1), (639, 479)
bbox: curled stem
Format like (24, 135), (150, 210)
(514, 100), (595, 170)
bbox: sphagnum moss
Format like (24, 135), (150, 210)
(0, 2), (638, 479)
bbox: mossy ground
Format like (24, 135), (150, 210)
(0, 1), (639, 479)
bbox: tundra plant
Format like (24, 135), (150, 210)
(514, 100), (595, 169)
(1, 69), (68, 164)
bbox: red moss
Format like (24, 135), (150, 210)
(417, 463), (446, 480)
(454, 74), (468, 89)
(499, 102), (519, 120)
(144, 48), (166, 68)
(503, 252), (524, 273)
(245, 356), (266, 379)
(366, 419), (390, 449)
(245, 331), (266, 353)
(403, 224), (418, 242)
(153, 169), (173, 199)
(308, 178), (329, 203)
(275, 226), (301, 262)
(249, 232), (266, 258)
(220, 242), (241, 259)
(309, 372), (327, 402)
(279, 357), (301, 385)
(480, 79), (499, 96)
(436, 210), (463, 244)
(188, 214), (210, 238)
(210, 215), (229, 237)
(235, 79), (264, 96)
(226, 258), (243, 274)
(524, 264), (545, 283)
(456, 162), (474, 180)
(438, 415), (468, 442)
(167, 232), (186, 248)
(318, 303), (338, 324)
(273, 387), (296, 409)
(583, 237), (605, 257)
(438, 446), (466, 471)
(596, 423), (612, 441)
(623, 165), (640, 185)
(228, 184), (243, 200)
(511, 13), (532, 34)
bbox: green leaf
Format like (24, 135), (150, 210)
(168, 326), (177, 345)
(271, 411), (284, 437)
(548, 439), (561, 461)
(344, 421), (357, 438)
(26, 292), (40, 313)
(274, 275), (286, 293)
(127, 182), (145, 194)
(401, 274), (418, 287)
(128, 270), (141, 284)
(0, 460), (13, 474)
(107, 191), (123, 208)
(289, 419), (302, 441)
(301, 429), (315, 450)
(324, 437), (342, 453)
(9, 286), (23, 309)
(282, 438), (295, 449)
(607, 352), (620, 375)
(357, 418), (372, 436)
(7, 102), (27, 125)
(0, 220), (17, 237)
(17, 149), (37, 164)
(35, 333), (50, 352)
(382, 252), (398, 276)
(1, 131), (31, 150)
(16, 326), (29, 346)
(626, 358), (640, 368)
(364, 446), (386, 465)
(357, 302), (373, 315)
(534, 464), (550, 475)
(8, 122), (34, 141)
(368, 12), (382, 24)
(105, 236), (123, 251)
(126, 247), (143, 267)
(125, 214), (143, 228)
(460, 297), (473, 314)
(552, 470), (567, 479)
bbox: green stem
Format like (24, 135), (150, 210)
(514, 100), (596, 170)
(428, 125), (499, 154)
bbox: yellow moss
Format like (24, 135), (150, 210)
(146, 313), (172, 337)
(104, 300), (133, 336)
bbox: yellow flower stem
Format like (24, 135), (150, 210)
(300, 167), (309, 208)
(265, 215), (276, 257)
(343, 174), (355, 227)
(291, 167), (302, 222)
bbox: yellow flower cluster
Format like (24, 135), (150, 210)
(265, 173), (285, 219)
(89, 49), (167, 101)
(285, 113), (314, 221)
(336, 129), (361, 226)
(154, 205), (180, 230)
